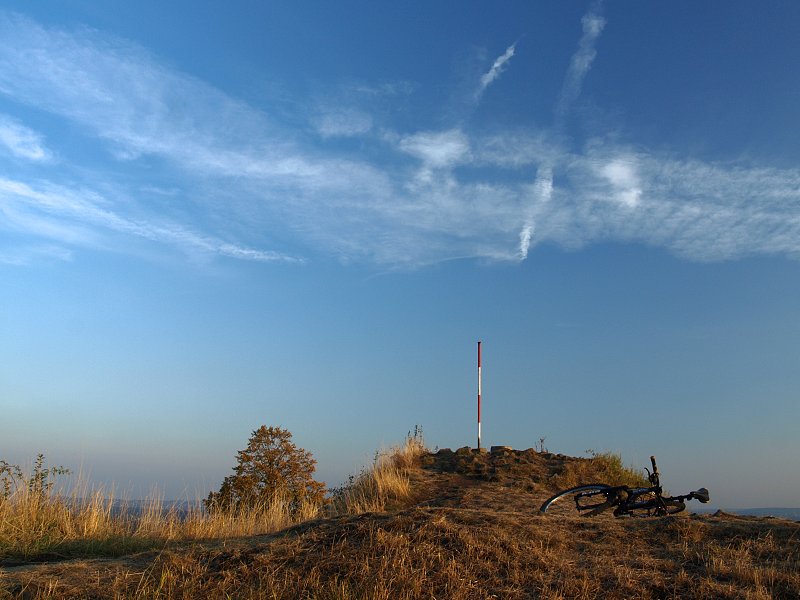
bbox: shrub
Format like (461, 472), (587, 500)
(205, 426), (326, 516)
(552, 450), (649, 490)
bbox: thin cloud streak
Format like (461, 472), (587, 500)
(477, 43), (517, 99)
(519, 166), (552, 259)
(0, 177), (303, 264)
(555, 4), (606, 119)
(519, 2), (605, 259)
(0, 243), (72, 266)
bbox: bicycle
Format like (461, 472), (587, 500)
(539, 455), (709, 517)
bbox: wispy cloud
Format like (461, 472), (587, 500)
(598, 157), (642, 208)
(0, 9), (798, 270)
(0, 12), (296, 178)
(313, 109), (373, 138)
(523, 145), (800, 261)
(0, 243), (72, 266)
(519, 166), (553, 259)
(555, 3), (606, 119)
(0, 114), (51, 161)
(476, 43), (517, 100)
(0, 177), (302, 264)
(399, 129), (470, 168)
(519, 2), (606, 258)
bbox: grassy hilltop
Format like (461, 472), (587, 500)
(2, 442), (799, 599)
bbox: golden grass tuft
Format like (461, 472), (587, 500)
(330, 432), (427, 516)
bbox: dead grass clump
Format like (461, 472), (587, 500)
(552, 450), (649, 490)
(330, 430), (427, 516)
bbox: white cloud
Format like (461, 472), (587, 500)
(399, 129), (470, 168)
(313, 109), (373, 138)
(0, 114), (51, 161)
(518, 3), (606, 258)
(519, 166), (553, 259)
(0, 177), (302, 264)
(555, 7), (606, 118)
(0, 244), (72, 266)
(477, 43), (516, 99)
(0, 13), (285, 175)
(0, 10), (798, 270)
(530, 149), (800, 261)
(599, 157), (642, 207)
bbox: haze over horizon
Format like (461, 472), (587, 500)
(2, 1), (799, 509)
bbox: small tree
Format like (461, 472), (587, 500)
(205, 426), (326, 515)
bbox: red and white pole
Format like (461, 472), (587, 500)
(477, 340), (482, 450)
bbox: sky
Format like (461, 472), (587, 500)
(1, 1), (799, 509)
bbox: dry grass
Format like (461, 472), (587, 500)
(3, 445), (799, 599)
(0, 433), (427, 563)
(0, 474), (321, 563)
(5, 510), (799, 599)
(329, 432), (427, 515)
(0, 434), (428, 562)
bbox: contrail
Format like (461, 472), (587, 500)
(476, 42), (517, 100)
(519, 165), (552, 260)
(519, 2), (605, 260)
(556, 7), (606, 119)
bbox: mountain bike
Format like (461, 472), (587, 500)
(539, 456), (709, 517)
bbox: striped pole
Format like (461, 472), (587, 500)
(477, 341), (482, 450)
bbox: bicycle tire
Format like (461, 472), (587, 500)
(539, 484), (612, 515)
(619, 496), (686, 517)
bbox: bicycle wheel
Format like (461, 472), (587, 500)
(619, 496), (686, 517)
(539, 484), (612, 515)
(658, 499), (686, 515)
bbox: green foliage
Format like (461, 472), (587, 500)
(0, 454), (70, 502)
(205, 426), (326, 515)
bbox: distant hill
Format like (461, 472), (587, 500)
(731, 507), (800, 521)
(694, 506), (800, 521)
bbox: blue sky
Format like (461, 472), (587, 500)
(1, 1), (799, 508)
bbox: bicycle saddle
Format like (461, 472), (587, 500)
(691, 488), (710, 503)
